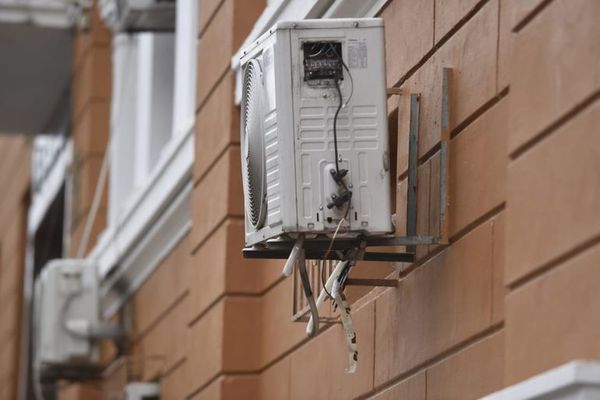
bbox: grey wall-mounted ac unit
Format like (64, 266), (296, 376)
(33, 259), (108, 382)
(99, 0), (175, 32)
(239, 18), (392, 246)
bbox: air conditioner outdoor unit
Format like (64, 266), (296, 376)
(99, 0), (175, 32)
(33, 259), (103, 382)
(239, 18), (392, 247)
(125, 382), (160, 399)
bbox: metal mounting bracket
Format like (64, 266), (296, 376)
(243, 70), (452, 267)
(242, 71), (453, 324)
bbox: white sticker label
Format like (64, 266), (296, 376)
(347, 39), (368, 69)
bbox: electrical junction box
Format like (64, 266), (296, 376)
(34, 259), (101, 380)
(99, 0), (175, 32)
(239, 18), (392, 247)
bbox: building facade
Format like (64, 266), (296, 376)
(0, 0), (599, 399)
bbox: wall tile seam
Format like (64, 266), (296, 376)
(433, 0), (492, 45)
(448, 80), (509, 140)
(357, 323), (504, 400)
(0, 336), (17, 360)
(350, 277), (397, 312)
(508, 232), (600, 292)
(70, 205), (107, 229)
(395, 87), (509, 182)
(0, 175), (29, 202)
(198, 0), (228, 40)
(0, 288), (20, 308)
(431, 0), (435, 46)
(185, 368), (222, 399)
(74, 152), (107, 169)
(510, 90), (600, 160)
(72, 95), (113, 121)
(71, 97), (110, 129)
(0, 333), (20, 351)
(190, 211), (244, 255)
(0, 288), (24, 310)
(0, 251), (29, 278)
(0, 156), (30, 184)
(490, 216), (498, 324)
(131, 290), (189, 344)
(390, 0), (493, 89)
(192, 141), (238, 189)
(195, 64), (231, 115)
(187, 291), (262, 328)
(188, 372), (261, 399)
(396, 204), (505, 281)
(72, 42), (112, 77)
(512, 0), (555, 33)
(495, 0), (501, 94)
(0, 232), (25, 262)
(0, 303), (20, 324)
(0, 326), (19, 345)
(255, 294), (378, 375)
(0, 168), (31, 204)
(0, 230), (24, 255)
(159, 356), (186, 380)
(143, 354), (186, 382)
(187, 290), (374, 382)
(72, 150), (107, 166)
(448, 203), (505, 248)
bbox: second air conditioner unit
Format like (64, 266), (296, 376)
(239, 18), (392, 247)
(34, 259), (101, 381)
(33, 259), (122, 386)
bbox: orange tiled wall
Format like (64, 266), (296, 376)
(80, 0), (600, 398)
(69, 6), (112, 258)
(0, 136), (30, 399)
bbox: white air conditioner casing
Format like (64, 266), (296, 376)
(99, 0), (175, 32)
(34, 259), (101, 380)
(239, 18), (392, 246)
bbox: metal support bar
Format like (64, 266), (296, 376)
(439, 68), (452, 244)
(243, 247), (415, 263)
(345, 278), (397, 287)
(406, 94), (420, 253)
(363, 235), (439, 246)
(244, 76), (452, 268)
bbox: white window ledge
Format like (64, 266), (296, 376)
(482, 361), (600, 400)
(90, 123), (194, 317)
(28, 140), (72, 236)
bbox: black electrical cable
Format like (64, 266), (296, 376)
(333, 77), (343, 175)
(319, 44), (355, 300)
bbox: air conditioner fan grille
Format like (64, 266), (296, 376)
(241, 59), (266, 229)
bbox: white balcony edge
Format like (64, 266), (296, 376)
(482, 360), (600, 400)
(99, 180), (191, 318)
